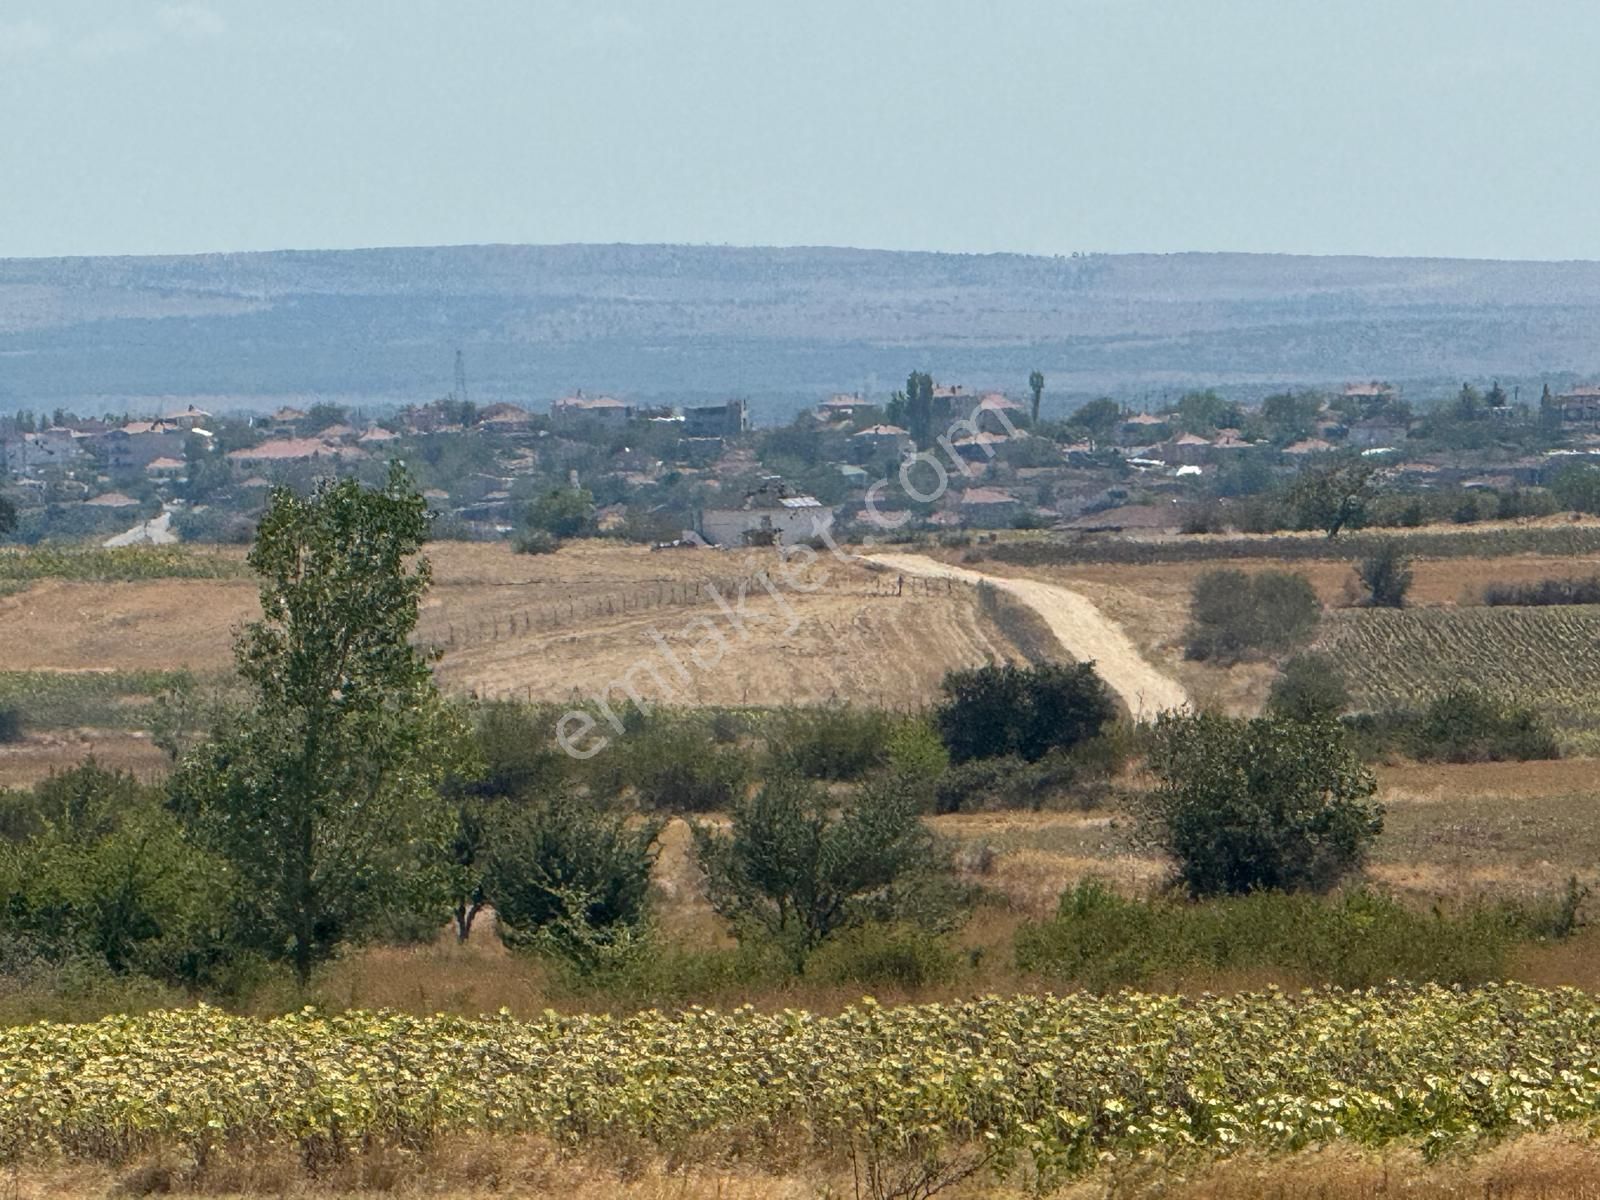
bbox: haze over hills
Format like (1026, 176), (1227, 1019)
(4, 243), (1600, 421)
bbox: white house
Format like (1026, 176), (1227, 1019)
(698, 482), (835, 547)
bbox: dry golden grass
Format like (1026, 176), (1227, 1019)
(17, 1128), (1600, 1199)
(0, 730), (169, 789)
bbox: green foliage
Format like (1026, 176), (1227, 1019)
(524, 487), (595, 539)
(512, 528), (560, 555)
(883, 718), (949, 807)
(595, 716), (752, 812)
(931, 749), (1100, 815)
(1285, 456), (1381, 538)
(805, 922), (961, 989)
(1404, 687), (1560, 764)
(0, 546), (247, 583)
(1015, 880), (1549, 991)
(1552, 463), (1600, 515)
(935, 662), (1116, 763)
(1267, 653), (1350, 722)
(1068, 397), (1122, 441)
(0, 493), (14, 538)
(1028, 369), (1044, 426)
(0, 708), (20, 744)
(0, 670), (198, 733)
(1356, 539), (1414, 608)
(461, 701), (570, 801)
(1484, 575), (1600, 606)
(1146, 712), (1382, 897)
(1185, 568), (1320, 662)
(170, 465), (472, 984)
(766, 705), (900, 781)
(0, 762), (232, 985)
(479, 796), (661, 968)
(692, 774), (959, 967)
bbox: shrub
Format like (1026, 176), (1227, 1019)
(0, 707), (20, 744)
(619, 722), (752, 812)
(692, 774), (960, 968)
(1405, 687), (1560, 763)
(1356, 539), (1413, 608)
(1267, 653), (1350, 722)
(767, 705), (899, 781)
(1484, 575), (1600, 606)
(461, 702), (569, 801)
(1014, 881), (1537, 991)
(1146, 712), (1382, 897)
(523, 487), (595, 539)
(883, 719), (949, 808)
(480, 795), (662, 968)
(934, 662), (1116, 763)
(805, 923), (961, 989)
(931, 751), (1088, 814)
(1185, 569), (1320, 662)
(513, 529), (560, 555)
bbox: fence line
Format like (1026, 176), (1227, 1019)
(415, 572), (961, 653)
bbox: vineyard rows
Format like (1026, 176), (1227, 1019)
(1318, 606), (1600, 724)
(7, 985), (1600, 1181)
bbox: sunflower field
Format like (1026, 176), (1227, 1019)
(5, 985), (1600, 1184)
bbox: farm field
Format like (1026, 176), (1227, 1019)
(9, 986), (1600, 1199)
(0, 542), (1039, 710)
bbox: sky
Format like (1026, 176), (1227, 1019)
(2, 0), (1598, 261)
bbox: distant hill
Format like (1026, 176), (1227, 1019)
(3, 244), (1600, 421)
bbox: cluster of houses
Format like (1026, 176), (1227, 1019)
(13, 376), (1600, 546)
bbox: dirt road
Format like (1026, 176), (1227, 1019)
(865, 552), (1190, 717)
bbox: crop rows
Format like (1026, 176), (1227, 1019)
(0, 546), (249, 583)
(6, 985), (1600, 1180)
(1318, 606), (1600, 724)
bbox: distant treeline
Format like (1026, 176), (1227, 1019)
(990, 526), (1600, 567)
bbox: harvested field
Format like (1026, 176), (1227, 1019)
(0, 730), (169, 789)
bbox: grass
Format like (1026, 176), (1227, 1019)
(0, 669), (202, 731)
(0, 544), (249, 583)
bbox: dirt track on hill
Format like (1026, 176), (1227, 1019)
(865, 552), (1190, 717)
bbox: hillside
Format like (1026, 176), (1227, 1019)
(6, 245), (1600, 418)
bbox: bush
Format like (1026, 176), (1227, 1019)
(480, 796), (662, 968)
(1146, 712), (1382, 896)
(1404, 687), (1560, 763)
(1356, 539), (1413, 608)
(616, 722), (752, 812)
(512, 529), (560, 555)
(1185, 569), (1320, 662)
(1014, 881), (1546, 991)
(931, 750), (1092, 814)
(805, 923), (961, 989)
(767, 705), (899, 781)
(934, 662), (1116, 763)
(523, 487), (595, 539)
(461, 702), (570, 800)
(0, 707), (20, 744)
(692, 774), (960, 968)
(1484, 575), (1600, 606)
(1267, 653), (1350, 722)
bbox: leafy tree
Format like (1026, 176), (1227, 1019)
(1405, 687), (1559, 764)
(1259, 392), (1322, 444)
(692, 774), (957, 968)
(1267, 653), (1350, 722)
(1069, 397), (1122, 443)
(0, 762), (228, 982)
(904, 370), (935, 448)
(1185, 569), (1320, 662)
(1175, 389), (1240, 435)
(935, 662), (1117, 763)
(1286, 456), (1380, 539)
(1146, 712), (1382, 897)
(1454, 383), (1483, 422)
(0, 493), (15, 538)
(170, 465), (471, 984)
(478, 796), (661, 966)
(524, 486), (595, 539)
(1028, 369), (1045, 426)
(1356, 539), (1414, 608)
(1552, 464), (1600, 515)
(302, 403), (350, 433)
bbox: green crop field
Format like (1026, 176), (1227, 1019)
(1318, 606), (1600, 747)
(6, 986), (1600, 1185)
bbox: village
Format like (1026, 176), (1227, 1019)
(4, 377), (1600, 548)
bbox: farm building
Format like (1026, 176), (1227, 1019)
(698, 482), (834, 547)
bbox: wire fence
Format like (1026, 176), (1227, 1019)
(415, 572), (959, 653)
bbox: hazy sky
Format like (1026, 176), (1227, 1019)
(3, 0), (1597, 261)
